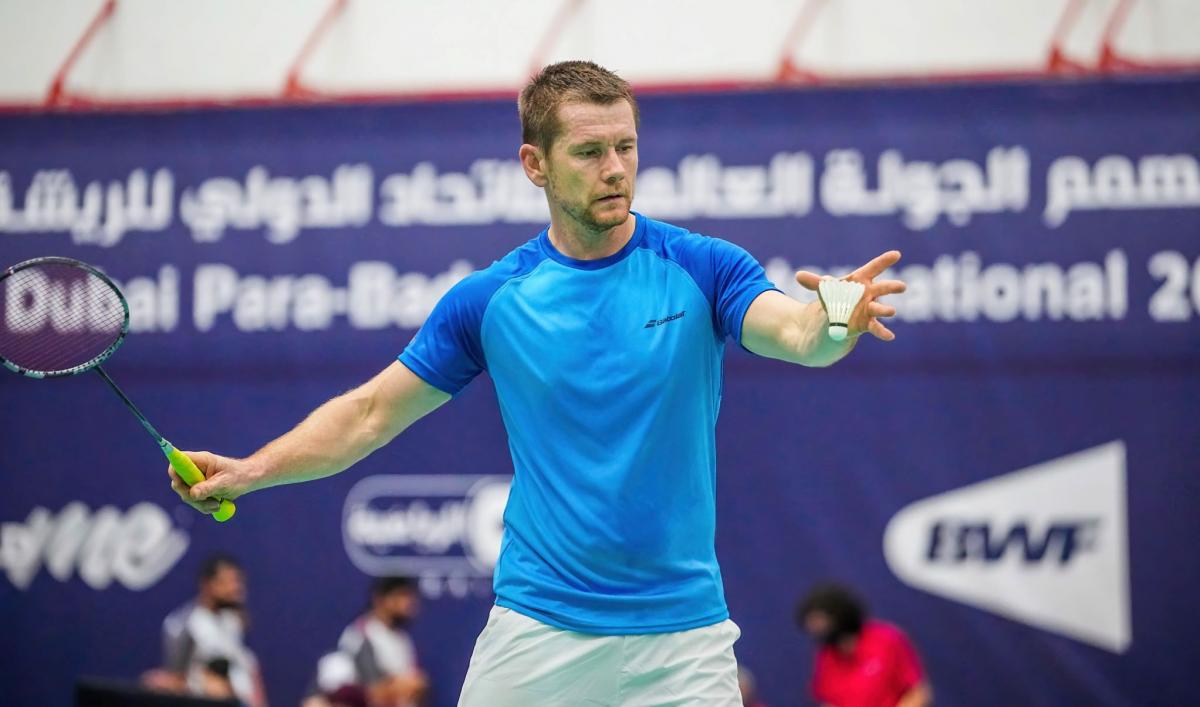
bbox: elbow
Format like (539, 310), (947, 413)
(346, 385), (393, 451)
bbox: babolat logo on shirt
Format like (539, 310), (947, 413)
(644, 310), (686, 328)
(342, 474), (510, 596)
(883, 441), (1131, 653)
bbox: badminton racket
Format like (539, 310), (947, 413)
(0, 256), (235, 522)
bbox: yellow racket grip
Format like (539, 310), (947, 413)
(164, 444), (237, 522)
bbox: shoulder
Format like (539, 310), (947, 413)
(163, 602), (194, 636)
(442, 235), (549, 310)
(636, 214), (755, 269)
(637, 215), (711, 259)
(337, 616), (369, 653)
(866, 620), (916, 652)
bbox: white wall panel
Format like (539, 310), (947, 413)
(65, 0), (328, 99)
(1, 0), (1197, 106)
(0, 0), (106, 102)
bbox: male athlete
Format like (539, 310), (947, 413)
(171, 61), (906, 705)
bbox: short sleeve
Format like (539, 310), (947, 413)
(398, 274), (492, 395)
(891, 629), (925, 691)
(162, 609), (194, 674)
(707, 237), (778, 343)
(354, 640), (385, 685)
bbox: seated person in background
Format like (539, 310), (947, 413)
(331, 576), (428, 707)
(796, 583), (931, 707)
(141, 554), (266, 707)
(302, 651), (369, 707)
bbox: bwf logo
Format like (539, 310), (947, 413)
(883, 441), (1130, 653)
(925, 519), (1099, 565)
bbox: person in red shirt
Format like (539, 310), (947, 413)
(796, 583), (932, 707)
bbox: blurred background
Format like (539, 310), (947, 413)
(1, 1), (1198, 705)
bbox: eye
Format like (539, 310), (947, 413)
(618, 144), (635, 153)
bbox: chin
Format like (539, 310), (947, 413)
(590, 203), (631, 229)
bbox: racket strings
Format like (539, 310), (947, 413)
(0, 262), (126, 374)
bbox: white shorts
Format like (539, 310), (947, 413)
(457, 605), (742, 706)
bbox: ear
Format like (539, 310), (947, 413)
(519, 143), (548, 188)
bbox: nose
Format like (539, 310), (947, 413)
(601, 147), (625, 184)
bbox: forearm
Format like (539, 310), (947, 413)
(242, 363), (448, 491)
(788, 299), (858, 367)
(743, 294), (857, 367)
(245, 388), (390, 490)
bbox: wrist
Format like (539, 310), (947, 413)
(240, 454), (275, 493)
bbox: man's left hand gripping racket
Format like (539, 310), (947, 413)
(0, 257), (236, 522)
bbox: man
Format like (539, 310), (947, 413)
(142, 554), (267, 707)
(328, 577), (428, 706)
(169, 60), (905, 704)
(796, 583), (932, 707)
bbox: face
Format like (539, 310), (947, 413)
(804, 610), (833, 644)
(376, 589), (419, 627)
(525, 100), (638, 235)
(204, 565), (246, 610)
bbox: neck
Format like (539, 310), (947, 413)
(547, 212), (636, 260)
(837, 634), (859, 655)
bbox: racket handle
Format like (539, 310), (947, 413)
(163, 444), (237, 522)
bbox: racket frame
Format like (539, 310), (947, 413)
(0, 256), (236, 522)
(0, 256), (130, 379)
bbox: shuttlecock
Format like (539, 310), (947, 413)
(818, 277), (865, 341)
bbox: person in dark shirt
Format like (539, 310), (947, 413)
(307, 577), (428, 707)
(142, 554), (266, 707)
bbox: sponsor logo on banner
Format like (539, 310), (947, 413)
(883, 441), (1131, 652)
(342, 475), (510, 598)
(0, 502), (189, 591)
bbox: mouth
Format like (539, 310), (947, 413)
(596, 194), (626, 204)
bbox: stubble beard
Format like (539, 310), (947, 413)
(548, 185), (630, 239)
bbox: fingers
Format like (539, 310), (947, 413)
(868, 318), (896, 341)
(794, 270), (822, 291)
(167, 468), (191, 503)
(871, 279), (906, 297)
(167, 452), (228, 515)
(167, 467), (220, 515)
(853, 250), (902, 280)
(867, 301), (896, 319)
(800, 257), (905, 294)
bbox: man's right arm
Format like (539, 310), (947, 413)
(170, 361), (450, 515)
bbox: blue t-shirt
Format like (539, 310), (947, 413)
(398, 213), (778, 634)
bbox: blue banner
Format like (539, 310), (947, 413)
(1, 76), (1198, 706)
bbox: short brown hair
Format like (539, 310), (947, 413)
(519, 60), (639, 150)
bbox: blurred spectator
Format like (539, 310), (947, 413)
(796, 583), (931, 707)
(306, 576), (428, 707)
(738, 665), (768, 707)
(141, 554), (267, 707)
(302, 652), (369, 707)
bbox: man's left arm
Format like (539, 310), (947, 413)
(741, 250), (906, 366)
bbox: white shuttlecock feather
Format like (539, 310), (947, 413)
(818, 278), (865, 341)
